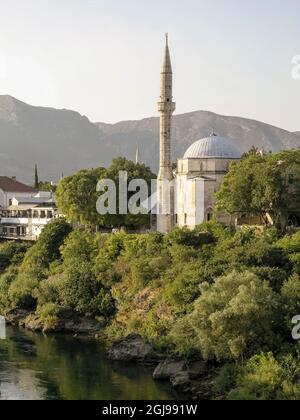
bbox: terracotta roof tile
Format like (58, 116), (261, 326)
(0, 176), (37, 193)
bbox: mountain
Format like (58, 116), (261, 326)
(96, 112), (300, 172)
(0, 95), (104, 183)
(294, 132), (300, 136)
(0, 95), (299, 183)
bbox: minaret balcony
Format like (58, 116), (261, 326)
(158, 101), (176, 113)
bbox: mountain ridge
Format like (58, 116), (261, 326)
(0, 96), (299, 183)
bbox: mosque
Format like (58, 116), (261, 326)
(156, 36), (241, 233)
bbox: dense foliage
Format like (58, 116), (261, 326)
(216, 149), (300, 230)
(55, 158), (156, 230)
(1, 218), (300, 399)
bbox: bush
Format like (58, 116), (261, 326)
(229, 353), (300, 400)
(35, 302), (61, 332)
(281, 274), (300, 331)
(0, 266), (19, 313)
(213, 364), (237, 396)
(7, 219), (72, 310)
(165, 227), (215, 248)
(175, 271), (278, 360)
(0, 242), (30, 274)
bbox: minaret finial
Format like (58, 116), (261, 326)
(165, 33), (169, 46)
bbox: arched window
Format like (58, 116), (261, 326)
(206, 207), (214, 222)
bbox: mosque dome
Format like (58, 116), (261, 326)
(183, 133), (241, 159)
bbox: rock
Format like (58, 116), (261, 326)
(170, 371), (191, 389)
(153, 360), (186, 380)
(153, 358), (212, 399)
(24, 315), (44, 332)
(186, 361), (207, 380)
(108, 334), (159, 364)
(5, 309), (33, 327)
(63, 317), (99, 335)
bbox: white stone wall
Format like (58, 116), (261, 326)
(0, 190), (35, 208)
(176, 156), (239, 229)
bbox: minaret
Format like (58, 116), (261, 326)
(157, 34), (176, 233)
(135, 145), (140, 164)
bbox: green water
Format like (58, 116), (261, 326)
(0, 327), (178, 400)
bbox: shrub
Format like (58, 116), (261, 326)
(281, 274), (300, 331)
(213, 364), (237, 396)
(35, 302), (61, 332)
(176, 271), (278, 360)
(0, 242), (30, 274)
(228, 353), (300, 400)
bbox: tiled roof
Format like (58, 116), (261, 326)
(0, 176), (37, 193)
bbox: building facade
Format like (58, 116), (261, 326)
(176, 134), (241, 229)
(0, 177), (57, 240)
(0, 176), (37, 208)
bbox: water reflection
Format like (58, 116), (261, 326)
(0, 327), (177, 400)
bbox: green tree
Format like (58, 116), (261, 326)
(174, 271), (278, 361)
(281, 274), (300, 331)
(56, 158), (156, 230)
(38, 181), (56, 192)
(229, 353), (300, 400)
(101, 157), (156, 229)
(58, 229), (114, 316)
(0, 242), (30, 275)
(8, 219), (72, 309)
(34, 164), (39, 189)
(216, 150), (300, 231)
(56, 167), (106, 229)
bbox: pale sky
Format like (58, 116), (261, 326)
(0, 0), (299, 131)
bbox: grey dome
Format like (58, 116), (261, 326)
(184, 133), (241, 159)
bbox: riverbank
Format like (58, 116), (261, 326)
(5, 309), (101, 336)
(5, 310), (217, 400)
(0, 325), (178, 400)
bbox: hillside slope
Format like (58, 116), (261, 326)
(0, 95), (299, 182)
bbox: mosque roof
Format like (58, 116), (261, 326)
(184, 133), (241, 159)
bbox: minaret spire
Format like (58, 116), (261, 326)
(157, 35), (176, 234)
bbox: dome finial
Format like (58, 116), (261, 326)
(210, 128), (217, 137)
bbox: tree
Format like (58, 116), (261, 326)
(38, 181), (56, 193)
(58, 229), (114, 316)
(281, 274), (300, 330)
(216, 150), (300, 231)
(34, 164), (39, 189)
(229, 353), (300, 400)
(0, 242), (30, 275)
(177, 271), (278, 361)
(8, 219), (72, 309)
(101, 157), (156, 229)
(56, 167), (106, 229)
(56, 158), (156, 230)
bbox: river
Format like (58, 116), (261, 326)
(0, 326), (179, 400)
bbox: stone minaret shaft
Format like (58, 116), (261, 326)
(157, 35), (176, 233)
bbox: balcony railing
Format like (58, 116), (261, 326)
(0, 232), (37, 241)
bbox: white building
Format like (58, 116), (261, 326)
(176, 134), (241, 229)
(0, 177), (57, 240)
(0, 176), (37, 208)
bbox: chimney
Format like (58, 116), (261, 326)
(11, 176), (16, 182)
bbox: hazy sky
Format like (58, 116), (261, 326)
(0, 0), (299, 131)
